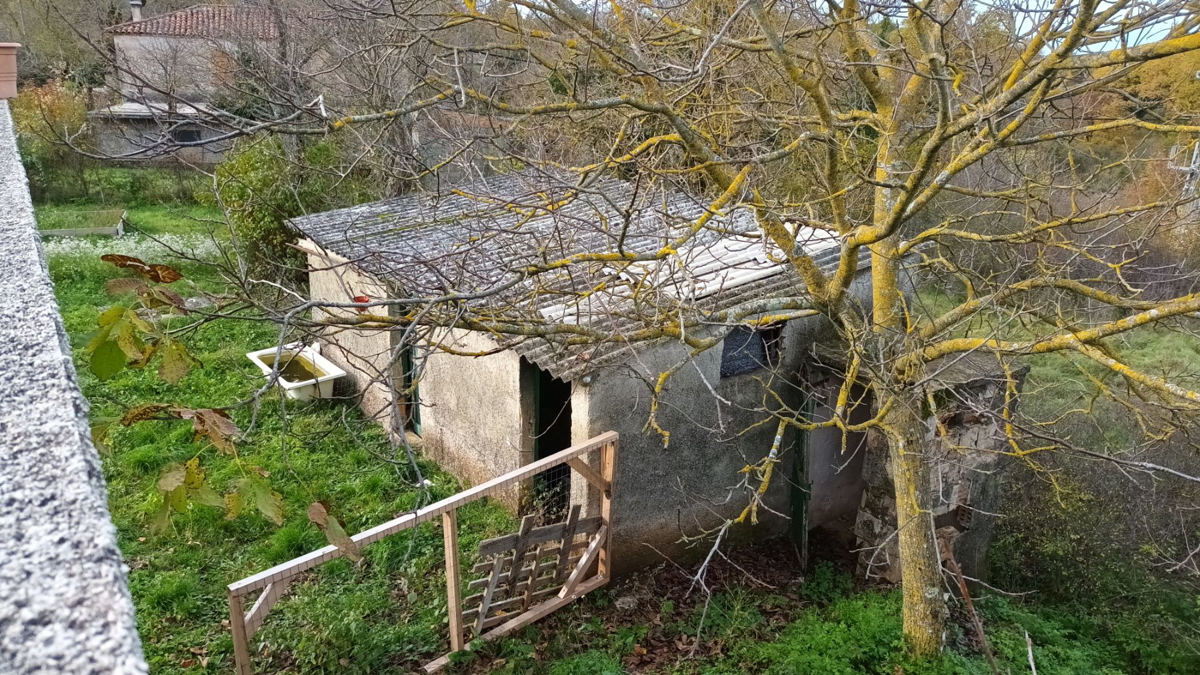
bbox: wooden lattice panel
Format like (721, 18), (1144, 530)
(462, 506), (602, 633)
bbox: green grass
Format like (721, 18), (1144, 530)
(50, 244), (515, 674)
(121, 204), (226, 236)
(47, 227), (1200, 674)
(35, 206), (127, 231)
(36, 204), (224, 236)
(445, 560), (1195, 675)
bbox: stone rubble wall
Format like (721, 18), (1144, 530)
(855, 370), (1028, 583)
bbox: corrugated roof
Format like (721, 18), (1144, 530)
(291, 171), (862, 380)
(108, 5), (278, 41)
(87, 101), (210, 119)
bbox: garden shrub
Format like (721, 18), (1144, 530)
(212, 136), (373, 278)
(10, 80), (90, 202)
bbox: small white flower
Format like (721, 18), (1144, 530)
(43, 233), (222, 262)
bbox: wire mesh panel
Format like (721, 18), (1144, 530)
(526, 462), (572, 524)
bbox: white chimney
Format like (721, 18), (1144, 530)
(129, 0), (144, 22)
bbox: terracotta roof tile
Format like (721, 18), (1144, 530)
(108, 5), (278, 41)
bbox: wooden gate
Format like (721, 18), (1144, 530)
(226, 431), (617, 674)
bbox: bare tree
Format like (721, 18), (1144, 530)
(49, 0), (1200, 655)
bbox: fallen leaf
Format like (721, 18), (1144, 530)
(121, 403), (174, 426)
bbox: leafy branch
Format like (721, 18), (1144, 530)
(85, 255), (285, 532)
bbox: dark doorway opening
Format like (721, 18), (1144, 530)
(523, 359), (572, 522)
(791, 379), (872, 569)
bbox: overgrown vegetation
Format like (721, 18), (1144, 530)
(990, 334), (1200, 674)
(50, 233), (515, 673)
(913, 288), (1200, 672)
(42, 212), (1199, 673)
(210, 136), (375, 276)
(11, 80), (209, 205)
(448, 557), (1199, 674)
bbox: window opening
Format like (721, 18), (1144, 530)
(720, 324), (783, 378)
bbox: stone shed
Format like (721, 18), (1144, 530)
(854, 354), (1030, 582)
(287, 170), (1000, 576)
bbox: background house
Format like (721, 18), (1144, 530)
(90, 2), (278, 164)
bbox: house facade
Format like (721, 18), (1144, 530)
(92, 3), (278, 164)
(290, 170), (1010, 576)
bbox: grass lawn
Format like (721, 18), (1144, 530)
(49, 230), (516, 674)
(44, 220), (1200, 674)
(34, 205), (126, 231)
(37, 204), (224, 235)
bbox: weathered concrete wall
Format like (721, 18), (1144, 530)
(420, 328), (526, 503)
(305, 243), (528, 504)
(0, 100), (148, 674)
(305, 242), (399, 428)
(581, 328), (806, 575)
(91, 117), (228, 165)
(568, 384), (600, 517)
(575, 273), (877, 574)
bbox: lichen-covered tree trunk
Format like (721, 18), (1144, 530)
(870, 155), (947, 654)
(880, 387), (946, 654)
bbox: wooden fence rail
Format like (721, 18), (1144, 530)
(227, 431), (617, 674)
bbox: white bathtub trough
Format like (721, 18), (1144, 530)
(246, 344), (346, 401)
